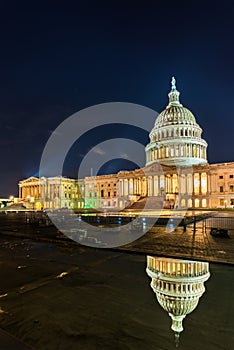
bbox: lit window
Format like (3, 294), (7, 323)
(230, 185), (234, 192)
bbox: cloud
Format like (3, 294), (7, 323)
(120, 153), (130, 159)
(92, 146), (106, 156)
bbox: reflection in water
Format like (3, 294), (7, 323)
(146, 256), (210, 347)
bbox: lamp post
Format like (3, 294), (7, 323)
(9, 195), (14, 203)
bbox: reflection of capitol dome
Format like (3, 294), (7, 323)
(145, 77), (208, 166)
(146, 256), (210, 347)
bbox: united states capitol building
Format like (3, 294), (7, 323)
(19, 78), (234, 211)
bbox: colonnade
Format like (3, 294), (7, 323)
(146, 143), (207, 163)
(147, 257), (209, 277)
(118, 172), (208, 198)
(39, 183), (62, 200)
(20, 184), (39, 199)
(151, 126), (201, 141)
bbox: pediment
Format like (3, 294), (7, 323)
(20, 176), (39, 184)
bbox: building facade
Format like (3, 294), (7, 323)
(84, 174), (118, 209)
(18, 78), (234, 210)
(19, 176), (85, 210)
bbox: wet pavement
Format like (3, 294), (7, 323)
(0, 328), (34, 350)
(0, 237), (233, 350)
(120, 222), (234, 264)
(0, 212), (234, 265)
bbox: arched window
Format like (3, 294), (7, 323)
(193, 145), (197, 157)
(181, 199), (186, 207)
(201, 173), (207, 194)
(194, 173), (200, 195)
(202, 198), (207, 208)
(186, 144), (189, 156)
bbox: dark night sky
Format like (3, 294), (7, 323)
(0, 0), (233, 197)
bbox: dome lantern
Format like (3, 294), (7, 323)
(167, 76), (182, 108)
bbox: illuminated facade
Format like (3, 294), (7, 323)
(146, 256), (210, 346)
(84, 174), (118, 209)
(18, 78), (234, 210)
(19, 176), (85, 210)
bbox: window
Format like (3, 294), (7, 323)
(230, 185), (234, 192)
(108, 184), (110, 187)
(108, 191), (110, 197)
(89, 192), (92, 198)
(114, 191), (116, 197)
(230, 175), (233, 179)
(220, 199), (224, 206)
(219, 175), (223, 179)
(231, 199), (234, 205)
(220, 186), (224, 192)
(101, 189), (104, 198)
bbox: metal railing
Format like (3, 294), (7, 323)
(201, 216), (234, 230)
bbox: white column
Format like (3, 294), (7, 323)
(154, 176), (158, 196)
(124, 179), (128, 196)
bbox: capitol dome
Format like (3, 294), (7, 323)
(145, 77), (208, 166)
(146, 256), (210, 347)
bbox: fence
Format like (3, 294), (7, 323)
(201, 216), (234, 230)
